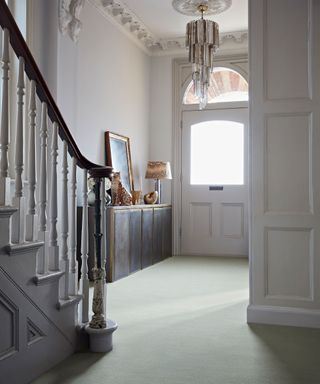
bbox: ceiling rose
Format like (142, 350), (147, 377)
(172, 0), (232, 16)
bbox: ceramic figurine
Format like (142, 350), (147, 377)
(111, 172), (132, 206)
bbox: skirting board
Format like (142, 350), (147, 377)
(247, 305), (320, 329)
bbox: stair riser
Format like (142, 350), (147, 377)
(1, 249), (38, 283)
(0, 216), (12, 247)
(0, 272), (75, 384)
(0, 256), (80, 340)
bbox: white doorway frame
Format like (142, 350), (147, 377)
(172, 54), (249, 255)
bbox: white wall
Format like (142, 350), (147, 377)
(149, 55), (175, 203)
(28, 1), (249, 209)
(57, 33), (78, 139)
(30, 1), (151, 194)
(30, 0), (59, 99)
(75, 1), (151, 192)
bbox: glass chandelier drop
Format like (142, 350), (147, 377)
(186, 4), (219, 109)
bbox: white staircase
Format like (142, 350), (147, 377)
(0, 1), (115, 383)
(0, 207), (79, 383)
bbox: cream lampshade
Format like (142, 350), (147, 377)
(145, 161), (172, 204)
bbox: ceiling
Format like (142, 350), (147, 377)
(121, 0), (248, 39)
(92, 0), (248, 54)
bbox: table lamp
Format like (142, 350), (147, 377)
(145, 161), (172, 204)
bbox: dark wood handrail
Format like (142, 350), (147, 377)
(0, 0), (112, 178)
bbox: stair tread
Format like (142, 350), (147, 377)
(6, 241), (44, 256)
(58, 295), (83, 310)
(34, 270), (65, 286)
(0, 206), (17, 218)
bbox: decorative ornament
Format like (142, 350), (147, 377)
(111, 172), (132, 206)
(88, 176), (113, 206)
(144, 191), (158, 205)
(59, 0), (85, 42)
(172, 0), (232, 16)
(131, 190), (142, 205)
(105, 177), (112, 191)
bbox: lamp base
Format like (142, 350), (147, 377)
(155, 179), (161, 204)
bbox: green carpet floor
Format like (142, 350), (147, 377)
(33, 256), (320, 384)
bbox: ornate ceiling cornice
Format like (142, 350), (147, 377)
(221, 31), (248, 44)
(88, 0), (157, 53)
(153, 31), (248, 56)
(82, 0), (248, 56)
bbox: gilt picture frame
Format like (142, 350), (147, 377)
(105, 131), (134, 193)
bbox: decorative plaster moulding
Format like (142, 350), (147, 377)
(153, 31), (248, 57)
(172, 0), (232, 16)
(59, 0), (85, 42)
(87, 0), (248, 56)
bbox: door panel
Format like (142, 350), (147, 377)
(141, 209), (153, 268)
(152, 208), (162, 264)
(114, 211), (130, 280)
(181, 108), (249, 256)
(163, 207), (172, 259)
(129, 210), (142, 273)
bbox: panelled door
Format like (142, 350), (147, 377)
(181, 107), (249, 256)
(248, 0), (320, 320)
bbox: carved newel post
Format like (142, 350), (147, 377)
(90, 177), (105, 328)
(85, 168), (117, 352)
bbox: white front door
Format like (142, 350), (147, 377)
(181, 108), (249, 256)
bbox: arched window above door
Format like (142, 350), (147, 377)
(183, 67), (248, 105)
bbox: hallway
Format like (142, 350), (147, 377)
(33, 256), (320, 384)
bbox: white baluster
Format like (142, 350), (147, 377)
(0, 29), (11, 206)
(69, 157), (78, 295)
(37, 103), (49, 273)
(79, 169), (89, 323)
(49, 122), (59, 270)
(11, 57), (25, 244)
(60, 141), (69, 300)
(25, 80), (38, 241)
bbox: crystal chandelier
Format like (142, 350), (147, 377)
(172, 0), (232, 109)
